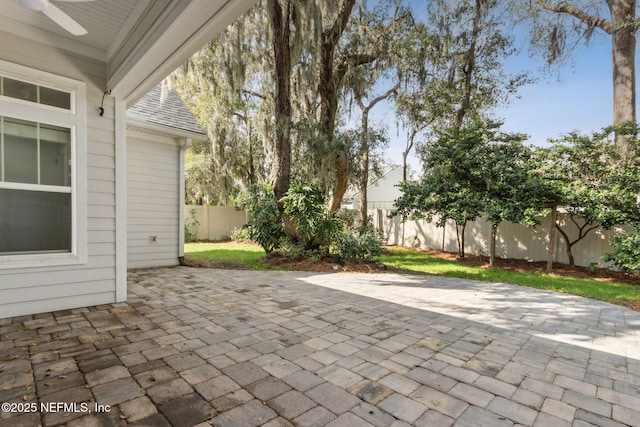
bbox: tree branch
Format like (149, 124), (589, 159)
(232, 112), (247, 122)
(243, 89), (266, 100)
(323, 0), (357, 49)
(335, 53), (377, 86)
(534, 0), (613, 34)
(555, 223), (570, 246)
(357, 83), (400, 112)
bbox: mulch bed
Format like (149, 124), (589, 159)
(260, 252), (394, 273)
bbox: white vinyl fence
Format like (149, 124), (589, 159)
(370, 209), (628, 268)
(185, 205), (249, 241)
(186, 204), (626, 267)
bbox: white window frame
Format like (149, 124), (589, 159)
(0, 60), (87, 269)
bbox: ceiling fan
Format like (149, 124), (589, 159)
(14, 0), (92, 36)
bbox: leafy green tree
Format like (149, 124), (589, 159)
(393, 179), (483, 258)
(472, 137), (543, 266)
(394, 120), (544, 260)
(396, 0), (529, 139)
(534, 125), (640, 266)
(394, 122), (484, 257)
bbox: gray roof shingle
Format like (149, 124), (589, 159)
(127, 84), (205, 136)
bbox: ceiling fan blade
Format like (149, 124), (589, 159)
(42, 2), (87, 35)
(14, 0), (48, 11)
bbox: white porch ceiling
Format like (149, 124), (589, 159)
(0, 0), (145, 59)
(0, 0), (257, 104)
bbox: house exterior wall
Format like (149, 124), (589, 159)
(352, 167), (403, 211)
(0, 33), (116, 319)
(127, 131), (180, 268)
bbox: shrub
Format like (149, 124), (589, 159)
(280, 184), (341, 252)
(235, 183), (385, 263)
(230, 226), (251, 242)
(184, 207), (200, 243)
(235, 185), (286, 254)
(603, 230), (640, 272)
(279, 241), (306, 259)
(334, 225), (385, 263)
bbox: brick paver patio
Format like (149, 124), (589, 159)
(1, 267), (640, 426)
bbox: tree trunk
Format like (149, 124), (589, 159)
(567, 243), (575, 267)
(248, 121), (255, 186)
(359, 108), (369, 224)
(403, 130), (417, 182)
(220, 177), (229, 206)
(455, 221), (467, 258)
(556, 225), (577, 266)
(555, 214), (600, 267)
(319, 0), (357, 211)
(610, 0), (636, 152)
(490, 225), (497, 267)
(356, 85), (397, 221)
(461, 222), (466, 258)
(330, 150), (349, 212)
(454, 0), (485, 131)
(546, 204), (557, 273)
(268, 0), (295, 238)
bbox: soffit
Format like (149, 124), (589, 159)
(0, 0), (257, 105)
(0, 0), (144, 61)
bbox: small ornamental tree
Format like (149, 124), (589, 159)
(393, 179), (484, 258)
(534, 125), (640, 267)
(471, 138), (543, 267)
(393, 120), (538, 259)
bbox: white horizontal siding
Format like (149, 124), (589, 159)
(0, 268), (114, 294)
(0, 33), (117, 319)
(3, 291), (116, 319)
(127, 134), (180, 269)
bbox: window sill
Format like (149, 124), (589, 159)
(0, 252), (87, 270)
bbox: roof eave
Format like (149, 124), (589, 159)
(127, 117), (207, 142)
(108, 0), (257, 106)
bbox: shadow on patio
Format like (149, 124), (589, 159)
(1, 267), (639, 426)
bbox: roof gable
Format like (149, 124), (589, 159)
(127, 84), (205, 137)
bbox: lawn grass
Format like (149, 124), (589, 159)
(184, 242), (640, 307)
(380, 247), (640, 306)
(184, 242), (271, 270)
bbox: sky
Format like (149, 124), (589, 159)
(371, 4), (623, 175)
(494, 31), (614, 146)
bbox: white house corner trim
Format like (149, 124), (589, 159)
(178, 137), (191, 259)
(115, 99), (127, 302)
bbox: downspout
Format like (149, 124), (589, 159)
(178, 137), (192, 266)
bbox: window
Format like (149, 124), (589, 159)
(1, 77), (71, 109)
(0, 61), (86, 267)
